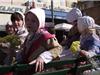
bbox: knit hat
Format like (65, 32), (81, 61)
(66, 8), (82, 23)
(77, 16), (100, 32)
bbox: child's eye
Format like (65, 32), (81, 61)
(16, 19), (21, 21)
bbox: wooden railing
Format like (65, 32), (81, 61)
(0, 55), (100, 75)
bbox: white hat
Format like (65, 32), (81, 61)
(15, 11), (25, 19)
(66, 8), (82, 23)
(45, 22), (54, 27)
(28, 8), (45, 29)
(77, 16), (100, 32)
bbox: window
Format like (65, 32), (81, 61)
(37, 0), (42, 2)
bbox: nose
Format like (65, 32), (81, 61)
(15, 21), (19, 25)
(25, 22), (32, 28)
(25, 20), (31, 25)
(15, 20), (18, 24)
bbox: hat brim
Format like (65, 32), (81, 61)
(95, 24), (100, 29)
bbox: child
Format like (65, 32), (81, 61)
(65, 8), (82, 49)
(60, 8), (82, 60)
(20, 8), (62, 74)
(4, 11), (28, 65)
(6, 24), (15, 35)
(10, 11), (28, 44)
(77, 16), (100, 74)
(77, 16), (100, 57)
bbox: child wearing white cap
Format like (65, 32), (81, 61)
(60, 8), (83, 60)
(77, 16), (100, 56)
(66, 8), (82, 23)
(4, 11), (28, 65)
(77, 16), (100, 70)
(65, 8), (82, 49)
(18, 8), (62, 75)
(10, 11), (28, 44)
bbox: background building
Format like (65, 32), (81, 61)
(0, 0), (76, 26)
(77, 1), (100, 24)
(0, 0), (27, 30)
(30, 0), (77, 10)
(0, 0), (27, 5)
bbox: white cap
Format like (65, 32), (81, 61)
(66, 8), (82, 23)
(55, 23), (73, 31)
(45, 22), (54, 27)
(15, 11), (25, 19)
(77, 16), (100, 32)
(28, 8), (45, 29)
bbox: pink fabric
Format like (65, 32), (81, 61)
(41, 31), (55, 41)
(24, 31), (55, 63)
(24, 8), (55, 63)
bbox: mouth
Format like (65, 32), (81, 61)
(26, 25), (31, 29)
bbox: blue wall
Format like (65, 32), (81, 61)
(44, 8), (68, 20)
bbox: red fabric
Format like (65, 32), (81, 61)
(26, 38), (41, 59)
(25, 32), (54, 63)
(42, 32), (55, 41)
(4, 72), (13, 75)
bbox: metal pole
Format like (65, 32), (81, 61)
(11, 0), (13, 5)
(51, 0), (54, 24)
(50, 0), (55, 34)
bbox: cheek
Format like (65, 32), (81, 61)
(20, 21), (24, 25)
(31, 25), (35, 29)
(25, 19), (29, 25)
(33, 24), (39, 31)
(78, 26), (83, 33)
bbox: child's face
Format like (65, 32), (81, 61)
(12, 20), (23, 28)
(25, 12), (39, 33)
(6, 25), (15, 34)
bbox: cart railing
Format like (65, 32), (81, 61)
(0, 55), (100, 75)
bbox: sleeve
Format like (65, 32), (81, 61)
(40, 51), (53, 63)
(81, 38), (100, 57)
(42, 37), (63, 59)
(84, 39), (98, 51)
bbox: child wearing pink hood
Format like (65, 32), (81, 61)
(19, 8), (62, 75)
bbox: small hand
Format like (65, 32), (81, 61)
(29, 56), (44, 72)
(79, 50), (89, 57)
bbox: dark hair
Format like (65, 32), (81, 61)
(11, 12), (23, 22)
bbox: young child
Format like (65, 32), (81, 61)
(10, 11), (28, 44)
(77, 16), (100, 74)
(60, 8), (82, 60)
(3, 11), (28, 65)
(6, 24), (15, 35)
(65, 8), (82, 49)
(77, 16), (100, 57)
(20, 8), (62, 74)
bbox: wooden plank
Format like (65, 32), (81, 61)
(33, 69), (70, 75)
(0, 65), (13, 73)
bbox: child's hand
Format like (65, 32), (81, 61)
(29, 56), (44, 72)
(79, 50), (89, 57)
